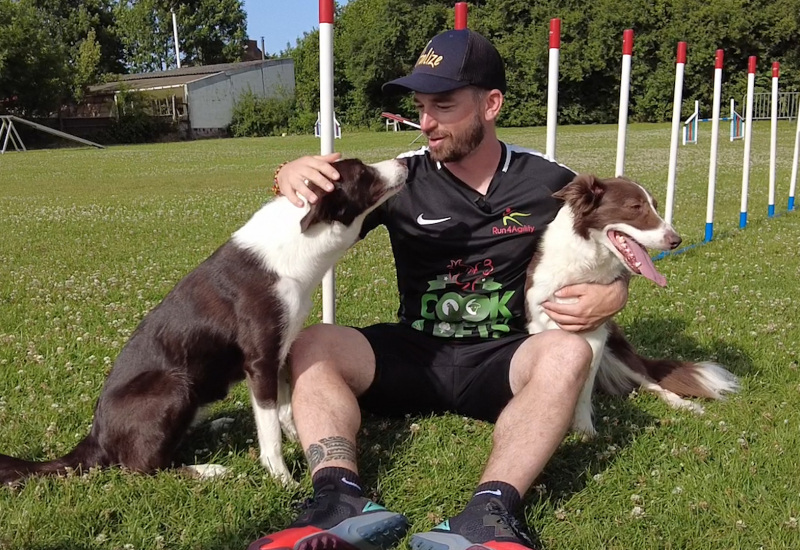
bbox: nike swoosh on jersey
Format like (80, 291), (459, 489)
(416, 214), (452, 226)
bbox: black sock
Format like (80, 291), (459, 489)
(465, 481), (521, 513)
(311, 467), (364, 498)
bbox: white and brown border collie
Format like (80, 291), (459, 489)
(525, 174), (739, 437)
(0, 158), (407, 485)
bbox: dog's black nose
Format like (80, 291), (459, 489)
(669, 233), (682, 249)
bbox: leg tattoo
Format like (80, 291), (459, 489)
(305, 436), (357, 470)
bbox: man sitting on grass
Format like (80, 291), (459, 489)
(248, 28), (628, 550)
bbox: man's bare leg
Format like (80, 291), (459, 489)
(410, 330), (592, 550)
(482, 329), (592, 492)
(288, 323), (376, 475)
(247, 323), (409, 550)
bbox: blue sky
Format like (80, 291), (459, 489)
(243, 1), (352, 56)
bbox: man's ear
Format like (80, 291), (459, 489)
(484, 89), (504, 122)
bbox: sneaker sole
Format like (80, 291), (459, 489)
(298, 511), (410, 550)
(410, 532), (479, 550)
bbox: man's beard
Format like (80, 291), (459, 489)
(428, 114), (485, 163)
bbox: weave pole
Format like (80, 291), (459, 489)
(454, 2), (468, 29)
(665, 41), (687, 226)
(545, 18), (560, 160)
(768, 62), (779, 218)
(615, 29), (634, 177)
(740, 56), (756, 229)
(705, 49), (724, 243)
(320, 0), (336, 323)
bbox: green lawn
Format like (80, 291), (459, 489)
(1, 124), (799, 550)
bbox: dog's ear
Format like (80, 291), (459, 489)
(299, 182), (336, 232)
(299, 208), (320, 232)
(553, 174), (606, 213)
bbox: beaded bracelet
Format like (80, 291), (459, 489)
(272, 161), (288, 195)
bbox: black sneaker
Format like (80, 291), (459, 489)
(409, 498), (537, 550)
(248, 487), (409, 550)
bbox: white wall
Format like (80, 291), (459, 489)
(187, 59), (295, 131)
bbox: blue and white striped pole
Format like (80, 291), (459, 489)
(768, 62), (779, 218)
(705, 50), (724, 242)
(740, 56), (756, 229)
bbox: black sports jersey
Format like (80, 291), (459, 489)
(361, 142), (576, 340)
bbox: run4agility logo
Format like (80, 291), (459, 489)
(493, 207), (535, 236)
(411, 258), (514, 339)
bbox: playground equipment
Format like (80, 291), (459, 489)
(0, 115), (104, 154)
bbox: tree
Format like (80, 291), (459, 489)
(74, 28), (103, 101)
(115, 0), (246, 73)
(179, 0), (247, 66)
(0, 0), (70, 115)
(30, 0), (125, 76)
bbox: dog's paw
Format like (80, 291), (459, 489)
(677, 400), (705, 415)
(660, 391), (706, 415)
(261, 456), (298, 487)
(268, 468), (299, 488)
(572, 419), (598, 439)
(180, 464), (231, 479)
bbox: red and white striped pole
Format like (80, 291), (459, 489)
(740, 56), (756, 229)
(615, 29), (634, 177)
(665, 41), (687, 225)
(768, 61), (779, 218)
(705, 49), (724, 243)
(454, 2), (468, 29)
(545, 18), (560, 160)
(320, 0), (336, 323)
(790, 88), (800, 212)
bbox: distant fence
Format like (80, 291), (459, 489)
(751, 91), (799, 120)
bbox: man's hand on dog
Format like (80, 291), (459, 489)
(276, 153), (341, 207)
(543, 277), (629, 332)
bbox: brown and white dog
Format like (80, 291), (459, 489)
(525, 174), (739, 437)
(0, 158), (407, 485)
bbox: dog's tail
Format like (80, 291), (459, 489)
(597, 322), (740, 401)
(0, 435), (107, 485)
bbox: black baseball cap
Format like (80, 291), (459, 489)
(382, 29), (506, 95)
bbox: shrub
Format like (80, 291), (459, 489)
(229, 90), (294, 137)
(100, 88), (174, 144)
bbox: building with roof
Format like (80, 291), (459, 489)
(85, 58), (294, 138)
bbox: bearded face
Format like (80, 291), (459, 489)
(415, 87), (491, 164)
(427, 109), (486, 163)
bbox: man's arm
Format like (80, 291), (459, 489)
(541, 276), (630, 332)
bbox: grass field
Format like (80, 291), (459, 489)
(1, 123), (799, 550)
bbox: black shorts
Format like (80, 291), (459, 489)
(356, 323), (530, 422)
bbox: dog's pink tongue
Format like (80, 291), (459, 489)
(629, 240), (667, 287)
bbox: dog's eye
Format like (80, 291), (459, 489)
(629, 203), (643, 211)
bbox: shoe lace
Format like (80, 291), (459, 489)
(486, 501), (535, 547)
(292, 491), (330, 513)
